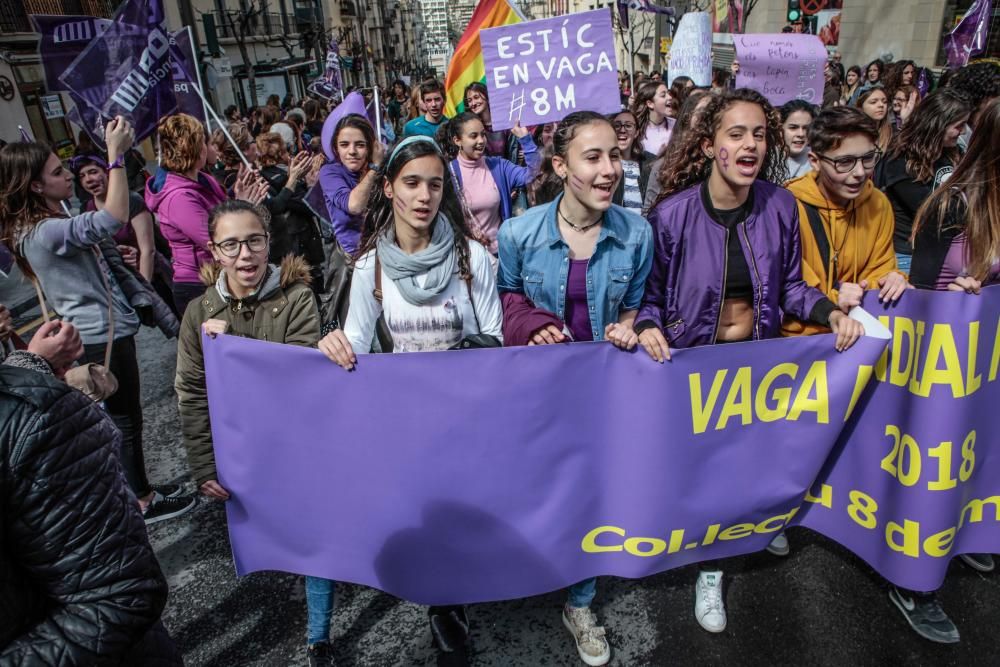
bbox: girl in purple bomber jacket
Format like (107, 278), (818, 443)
(633, 89), (865, 636)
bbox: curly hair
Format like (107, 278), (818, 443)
(886, 88), (971, 184)
(355, 139), (477, 282)
(255, 132), (288, 168)
(656, 88), (787, 205)
(213, 123), (254, 170)
(881, 59), (915, 98)
(945, 62), (1000, 112)
(158, 113), (206, 173)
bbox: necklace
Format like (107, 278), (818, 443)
(558, 204), (602, 233)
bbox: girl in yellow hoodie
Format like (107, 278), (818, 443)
(783, 106), (909, 337)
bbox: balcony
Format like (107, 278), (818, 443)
(213, 10), (296, 39)
(1, 0), (118, 34)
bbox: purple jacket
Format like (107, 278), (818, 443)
(318, 162), (364, 255)
(145, 169), (227, 285)
(636, 180), (834, 348)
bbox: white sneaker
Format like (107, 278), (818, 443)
(562, 604), (611, 666)
(695, 570), (727, 633)
(766, 531), (790, 557)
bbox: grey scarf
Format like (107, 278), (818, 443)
(376, 215), (457, 305)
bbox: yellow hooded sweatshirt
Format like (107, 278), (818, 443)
(783, 172), (898, 337)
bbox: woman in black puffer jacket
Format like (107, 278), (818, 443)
(0, 363), (181, 665)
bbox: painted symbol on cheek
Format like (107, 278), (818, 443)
(569, 174), (585, 190)
(718, 147), (730, 170)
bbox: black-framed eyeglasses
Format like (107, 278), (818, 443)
(213, 234), (269, 257)
(612, 121), (636, 131)
(816, 149), (882, 174)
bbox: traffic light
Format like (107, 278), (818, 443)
(787, 0), (802, 23)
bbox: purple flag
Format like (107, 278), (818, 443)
(31, 15), (114, 93)
(169, 29), (206, 123)
(320, 91), (371, 161)
(944, 0), (993, 68)
(629, 0), (676, 16)
(616, 1), (630, 29)
(481, 10), (620, 130)
(57, 0), (177, 142)
(916, 67), (932, 98)
(308, 37), (344, 102)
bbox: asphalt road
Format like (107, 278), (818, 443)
(129, 326), (999, 667)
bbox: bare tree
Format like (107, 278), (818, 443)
(611, 8), (658, 74)
(223, 1), (262, 107)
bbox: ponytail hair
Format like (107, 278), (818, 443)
(436, 111), (482, 159)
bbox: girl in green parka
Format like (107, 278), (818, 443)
(173, 199), (336, 660)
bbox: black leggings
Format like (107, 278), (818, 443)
(83, 335), (151, 498)
(172, 282), (205, 318)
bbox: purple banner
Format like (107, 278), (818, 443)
(944, 0), (993, 68)
(481, 9), (619, 131)
(57, 0), (177, 142)
(734, 33), (826, 106)
(206, 289), (1000, 603)
(797, 287), (1000, 591)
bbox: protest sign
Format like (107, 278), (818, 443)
(667, 12), (712, 87)
(734, 33), (826, 106)
(481, 9), (618, 130)
(58, 0), (177, 142)
(207, 287), (1000, 603)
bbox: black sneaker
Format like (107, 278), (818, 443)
(142, 493), (197, 525)
(429, 605), (470, 653)
(959, 553), (995, 572)
(306, 640), (335, 667)
(888, 587), (960, 644)
(152, 483), (184, 499)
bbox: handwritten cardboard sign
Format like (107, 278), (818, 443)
(481, 9), (619, 130)
(734, 33), (826, 106)
(668, 12), (712, 87)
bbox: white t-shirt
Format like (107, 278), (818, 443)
(344, 240), (503, 354)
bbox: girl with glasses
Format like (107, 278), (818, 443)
(634, 91), (863, 634)
(784, 106), (907, 338)
(173, 199), (332, 659)
(609, 109), (646, 214)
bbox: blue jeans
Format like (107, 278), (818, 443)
(896, 253), (912, 274)
(567, 577), (597, 608)
(305, 576), (336, 644)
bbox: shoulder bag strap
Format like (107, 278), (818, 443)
(802, 202), (831, 274)
(92, 246), (115, 369)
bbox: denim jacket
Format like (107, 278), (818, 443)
(497, 194), (653, 340)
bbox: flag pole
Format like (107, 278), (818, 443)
(374, 86), (383, 143)
(186, 25), (212, 131)
(187, 78), (253, 170)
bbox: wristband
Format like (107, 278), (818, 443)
(107, 155), (125, 171)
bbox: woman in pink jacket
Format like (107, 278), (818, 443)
(146, 114), (267, 315)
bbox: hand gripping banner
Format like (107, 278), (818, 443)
(205, 287), (1000, 604)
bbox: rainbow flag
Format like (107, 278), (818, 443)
(444, 0), (523, 117)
